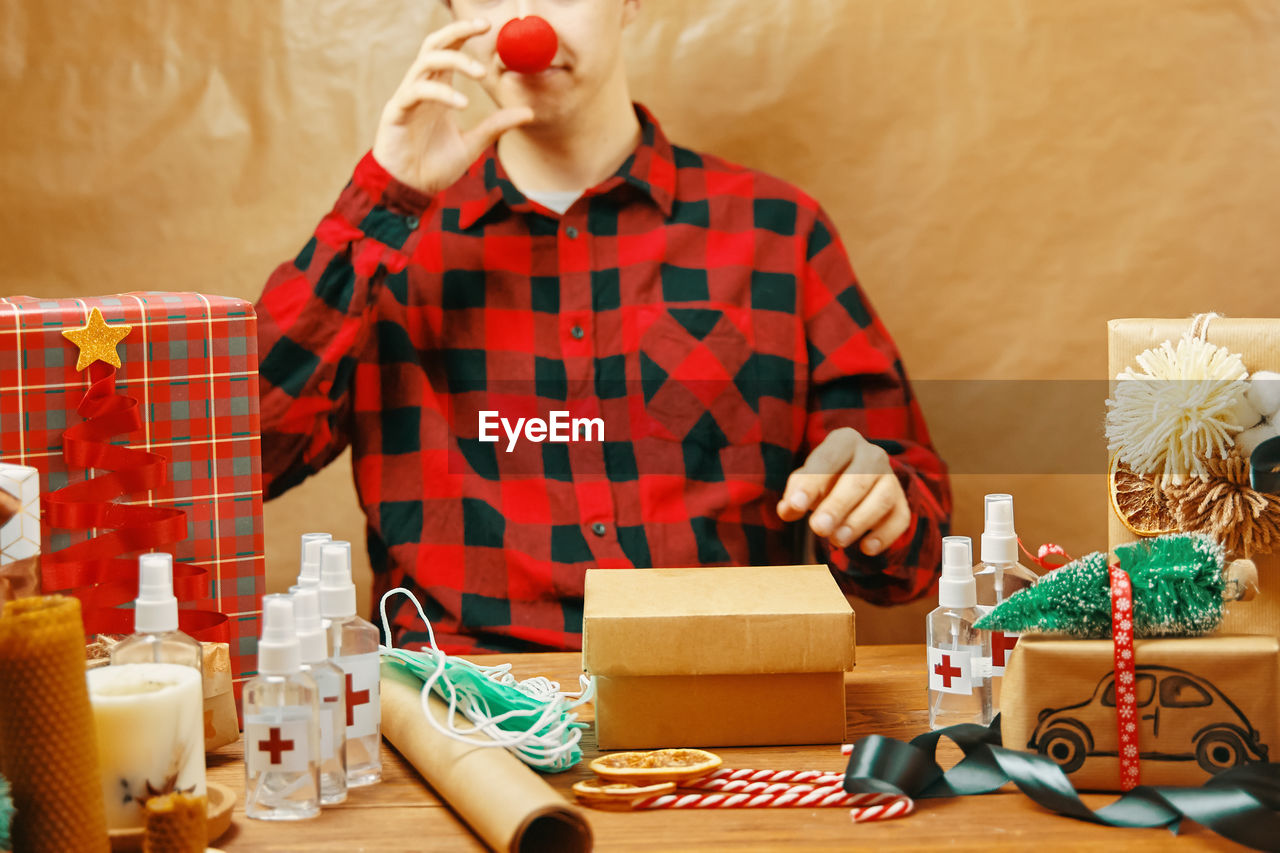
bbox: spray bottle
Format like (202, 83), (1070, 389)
(319, 541), (382, 787)
(109, 553), (203, 677)
(927, 536), (992, 730)
(289, 532), (331, 595)
(293, 587), (347, 805)
(973, 494), (1039, 699)
(243, 595), (320, 821)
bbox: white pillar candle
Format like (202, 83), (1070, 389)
(86, 662), (206, 830)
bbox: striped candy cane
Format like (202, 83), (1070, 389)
(685, 768), (846, 790)
(631, 785), (911, 813)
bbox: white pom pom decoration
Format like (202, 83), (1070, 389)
(1227, 394), (1263, 431)
(1246, 370), (1280, 419)
(1105, 334), (1249, 484)
(1237, 422), (1280, 460)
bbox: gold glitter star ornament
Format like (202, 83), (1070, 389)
(61, 307), (132, 371)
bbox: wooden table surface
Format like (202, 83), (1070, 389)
(207, 645), (1246, 852)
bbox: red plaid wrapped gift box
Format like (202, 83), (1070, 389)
(0, 293), (265, 690)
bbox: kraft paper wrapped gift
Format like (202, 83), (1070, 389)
(583, 565), (855, 749)
(201, 641), (238, 751)
(0, 294), (266, 688)
(1108, 318), (1280, 637)
(1002, 634), (1280, 791)
(0, 463), (40, 602)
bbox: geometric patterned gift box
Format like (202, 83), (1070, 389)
(0, 293), (265, 691)
(0, 461), (41, 600)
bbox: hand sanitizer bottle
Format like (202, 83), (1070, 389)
(320, 541), (382, 787)
(109, 553), (203, 677)
(244, 595), (321, 821)
(289, 532), (332, 595)
(973, 494), (1040, 701)
(292, 587), (347, 805)
(927, 536), (992, 730)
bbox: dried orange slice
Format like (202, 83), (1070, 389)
(588, 748), (723, 784)
(571, 779), (675, 809)
(1109, 454), (1179, 536)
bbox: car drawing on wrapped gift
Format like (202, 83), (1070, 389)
(1028, 665), (1269, 774)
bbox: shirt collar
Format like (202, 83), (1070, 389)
(456, 103), (676, 229)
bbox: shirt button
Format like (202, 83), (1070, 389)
(566, 226), (579, 239)
(591, 522), (607, 537)
(406, 216), (420, 230)
(570, 325), (585, 340)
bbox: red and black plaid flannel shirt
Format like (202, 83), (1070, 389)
(257, 104), (951, 654)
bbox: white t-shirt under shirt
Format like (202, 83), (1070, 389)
(524, 189), (582, 215)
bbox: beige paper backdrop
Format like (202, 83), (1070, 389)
(4, 0), (1279, 642)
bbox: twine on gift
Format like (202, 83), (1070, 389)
(1108, 563), (1141, 790)
(41, 359), (225, 640)
(379, 587), (593, 772)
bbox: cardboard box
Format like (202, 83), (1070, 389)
(1108, 318), (1280, 637)
(0, 463), (40, 602)
(583, 565), (855, 749)
(1002, 634), (1279, 791)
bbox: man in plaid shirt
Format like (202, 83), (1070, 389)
(256, 2), (951, 654)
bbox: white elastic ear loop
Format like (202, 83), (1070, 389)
(378, 587), (591, 769)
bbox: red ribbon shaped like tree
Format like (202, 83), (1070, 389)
(41, 308), (228, 640)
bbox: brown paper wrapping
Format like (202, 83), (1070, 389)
(1002, 634), (1280, 791)
(1108, 318), (1280, 637)
(200, 643), (238, 752)
(380, 661), (591, 853)
(0, 596), (109, 852)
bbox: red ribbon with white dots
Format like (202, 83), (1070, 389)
(1109, 563), (1140, 791)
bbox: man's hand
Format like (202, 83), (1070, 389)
(372, 18), (534, 195)
(776, 427), (910, 556)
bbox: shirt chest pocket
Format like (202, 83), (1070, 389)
(635, 306), (763, 447)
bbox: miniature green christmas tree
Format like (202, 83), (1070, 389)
(975, 532), (1227, 638)
(0, 772), (11, 853)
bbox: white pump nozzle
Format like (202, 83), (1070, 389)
(319, 541), (356, 619)
(292, 587), (328, 664)
(134, 552), (178, 633)
(258, 594), (302, 675)
(939, 535), (976, 608)
(293, 532), (332, 592)
(981, 493), (1018, 564)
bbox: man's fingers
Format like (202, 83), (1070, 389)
(405, 50), (487, 87)
(391, 80), (468, 121)
(860, 493), (912, 556)
(463, 107), (536, 155)
(827, 474), (902, 548)
(808, 469), (879, 539)
(777, 428), (862, 518)
(419, 17), (491, 57)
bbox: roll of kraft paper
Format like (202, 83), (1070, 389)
(380, 662), (591, 853)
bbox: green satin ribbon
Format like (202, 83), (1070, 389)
(843, 715), (1280, 851)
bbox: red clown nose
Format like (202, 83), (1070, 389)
(496, 16), (558, 74)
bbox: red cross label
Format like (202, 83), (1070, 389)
(927, 646), (976, 695)
(245, 713), (311, 774)
(335, 652), (381, 739)
(991, 631), (1020, 674)
(320, 690), (341, 761)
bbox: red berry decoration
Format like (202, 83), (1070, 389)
(496, 16), (558, 74)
